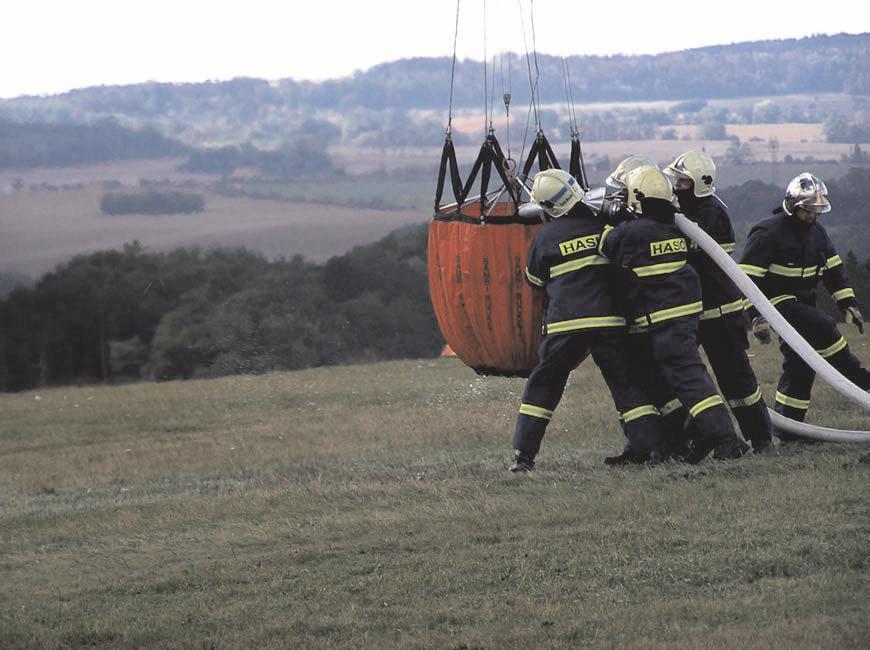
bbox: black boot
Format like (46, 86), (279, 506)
(684, 435), (749, 464)
(604, 449), (641, 465)
(712, 437), (750, 460)
(750, 435), (774, 454)
(683, 437), (714, 464)
(604, 447), (662, 466)
(509, 450), (536, 472)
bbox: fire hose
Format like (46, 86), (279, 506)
(675, 214), (870, 443)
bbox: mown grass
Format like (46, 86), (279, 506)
(1, 335), (869, 648)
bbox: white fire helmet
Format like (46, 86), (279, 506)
(530, 169), (584, 219)
(665, 150), (716, 198)
(625, 166), (674, 215)
(606, 154), (659, 191)
(782, 172), (831, 216)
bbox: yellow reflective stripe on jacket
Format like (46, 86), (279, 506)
(620, 404), (659, 423)
(599, 225), (615, 254)
(525, 268), (545, 287)
(519, 403), (553, 420)
(699, 298), (746, 321)
(688, 395), (725, 418)
(658, 399), (682, 416)
(739, 263), (767, 278)
(825, 254), (843, 269)
(547, 315), (626, 335)
(769, 263), (818, 278)
(720, 242), (736, 253)
(832, 288), (855, 301)
(633, 260), (687, 277)
(770, 294), (797, 306)
(549, 255), (609, 278)
(817, 336), (847, 358)
(727, 387), (762, 409)
(775, 391), (810, 410)
(633, 301), (703, 326)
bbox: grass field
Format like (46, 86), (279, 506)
(1, 333), (869, 648)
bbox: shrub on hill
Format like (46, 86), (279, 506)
(100, 190), (205, 215)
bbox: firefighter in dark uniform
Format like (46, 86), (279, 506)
(599, 165), (749, 462)
(600, 155), (689, 462)
(739, 172), (870, 438)
(510, 169), (665, 471)
(666, 150), (773, 451)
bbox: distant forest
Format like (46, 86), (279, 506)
(3, 168), (870, 393)
(4, 34), (868, 114)
(0, 118), (335, 174)
(0, 118), (186, 168)
(0, 34), (867, 156)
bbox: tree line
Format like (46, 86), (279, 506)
(179, 139), (335, 176)
(0, 228), (442, 392)
(0, 34), (866, 154)
(719, 167), (870, 227)
(2, 169), (869, 393)
(2, 34), (866, 116)
(0, 117), (337, 176)
(0, 118), (185, 169)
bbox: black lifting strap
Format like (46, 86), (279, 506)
(434, 135), (464, 210)
(520, 131), (560, 183)
(569, 135), (589, 190)
(457, 133), (520, 215)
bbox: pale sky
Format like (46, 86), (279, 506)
(2, 0), (868, 99)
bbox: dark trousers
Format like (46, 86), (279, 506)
(513, 329), (663, 458)
(699, 312), (772, 446)
(626, 332), (689, 452)
(642, 315), (738, 446)
(774, 301), (870, 425)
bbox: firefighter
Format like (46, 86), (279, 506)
(600, 155), (689, 462)
(665, 150), (773, 452)
(739, 172), (870, 439)
(599, 165), (749, 462)
(510, 169), (665, 471)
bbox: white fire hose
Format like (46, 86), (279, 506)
(675, 214), (870, 443)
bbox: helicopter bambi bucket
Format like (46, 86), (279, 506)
(427, 1), (588, 377)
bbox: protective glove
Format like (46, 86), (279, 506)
(752, 317), (771, 344)
(842, 305), (864, 334)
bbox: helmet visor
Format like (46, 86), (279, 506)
(605, 172), (626, 190)
(665, 158), (692, 181)
(608, 155), (658, 189)
(794, 190), (831, 214)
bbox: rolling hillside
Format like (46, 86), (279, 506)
(0, 34), (866, 149)
(1, 347), (868, 647)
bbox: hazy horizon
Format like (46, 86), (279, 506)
(3, 0), (868, 99)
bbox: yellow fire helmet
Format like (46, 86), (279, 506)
(530, 169), (585, 219)
(605, 154), (659, 191)
(665, 150), (716, 198)
(625, 165), (674, 215)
